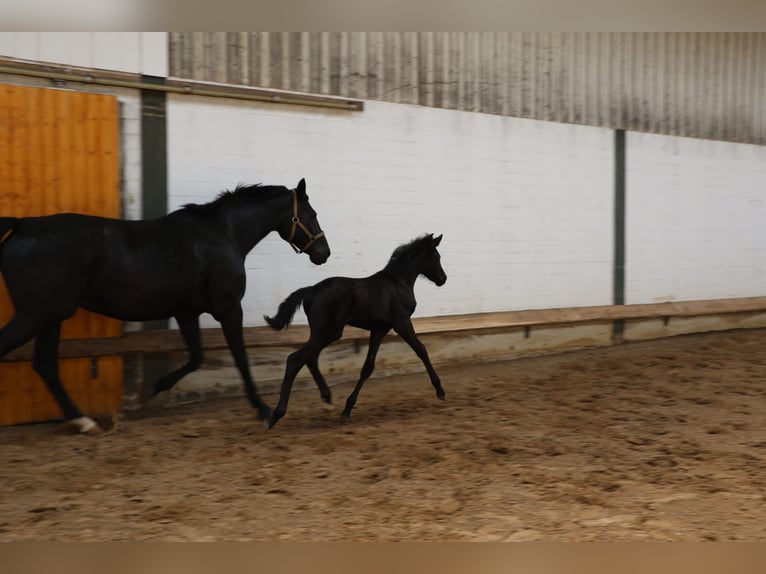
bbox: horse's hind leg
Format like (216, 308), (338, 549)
(0, 314), (39, 358)
(147, 315), (203, 400)
(341, 329), (388, 422)
(33, 322), (100, 434)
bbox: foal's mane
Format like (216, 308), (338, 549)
(180, 184), (289, 216)
(382, 234), (436, 272)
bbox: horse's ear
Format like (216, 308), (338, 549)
(296, 178), (307, 199)
(433, 234), (443, 247)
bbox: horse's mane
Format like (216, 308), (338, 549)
(382, 234), (435, 272)
(180, 184), (289, 216)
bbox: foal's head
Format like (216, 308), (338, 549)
(419, 233), (447, 286)
(387, 233), (447, 286)
(276, 178), (331, 265)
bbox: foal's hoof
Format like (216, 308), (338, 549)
(436, 391), (446, 401)
(256, 404), (272, 422)
(264, 414), (280, 431)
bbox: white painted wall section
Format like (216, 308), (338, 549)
(0, 32), (168, 77)
(626, 132), (766, 304)
(167, 97), (614, 327)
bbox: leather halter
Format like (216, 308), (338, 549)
(287, 189), (325, 253)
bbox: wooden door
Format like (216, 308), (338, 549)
(0, 83), (123, 426)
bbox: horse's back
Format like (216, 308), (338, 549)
(305, 274), (409, 331)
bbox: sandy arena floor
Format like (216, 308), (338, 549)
(1, 329), (765, 541)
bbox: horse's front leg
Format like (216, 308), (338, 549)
(393, 319), (445, 401)
(146, 315), (203, 400)
(218, 306), (271, 421)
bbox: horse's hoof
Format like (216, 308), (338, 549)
(71, 417), (103, 435)
(436, 391), (446, 401)
(340, 412), (351, 424)
(321, 400), (335, 412)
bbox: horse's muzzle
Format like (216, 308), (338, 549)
(309, 244), (330, 265)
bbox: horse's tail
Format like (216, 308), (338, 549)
(0, 217), (18, 261)
(264, 286), (313, 330)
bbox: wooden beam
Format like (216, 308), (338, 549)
(3, 297), (766, 362)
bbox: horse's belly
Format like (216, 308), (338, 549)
(81, 287), (205, 322)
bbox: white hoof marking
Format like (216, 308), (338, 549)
(72, 417), (99, 434)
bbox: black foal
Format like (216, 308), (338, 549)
(264, 233), (447, 429)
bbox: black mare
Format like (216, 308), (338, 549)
(264, 233), (447, 430)
(0, 179), (329, 433)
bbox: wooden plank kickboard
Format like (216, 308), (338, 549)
(4, 297), (766, 363)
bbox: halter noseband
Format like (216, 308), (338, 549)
(287, 189), (325, 254)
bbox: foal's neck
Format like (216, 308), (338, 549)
(385, 262), (421, 290)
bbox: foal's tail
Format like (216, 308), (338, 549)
(264, 286), (313, 330)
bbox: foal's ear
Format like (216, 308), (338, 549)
(433, 234), (443, 247)
(296, 178), (307, 199)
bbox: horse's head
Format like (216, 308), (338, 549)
(419, 233), (447, 286)
(278, 178), (330, 265)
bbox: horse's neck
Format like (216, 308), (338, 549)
(224, 195), (290, 256)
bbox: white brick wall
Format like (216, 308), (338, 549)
(168, 96), (615, 327)
(0, 32), (168, 77)
(626, 132), (766, 304)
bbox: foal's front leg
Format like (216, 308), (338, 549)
(393, 319), (446, 400)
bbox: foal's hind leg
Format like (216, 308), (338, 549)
(267, 326), (343, 430)
(147, 315), (203, 399)
(393, 319), (446, 400)
(305, 357), (332, 404)
(341, 329), (389, 422)
(33, 322), (100, 434)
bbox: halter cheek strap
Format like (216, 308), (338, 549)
(287, 189), (325, 254)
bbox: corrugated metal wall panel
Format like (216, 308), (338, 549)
(169, 32), (766, 145)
